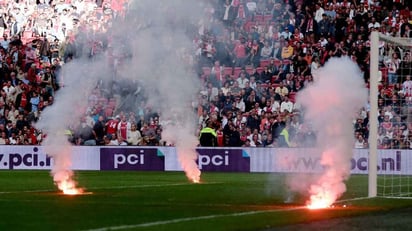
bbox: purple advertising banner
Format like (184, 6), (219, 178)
(100, 148), (164, 170)
(196, 149), (250, 172)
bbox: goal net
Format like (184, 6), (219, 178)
(370, 32), (412, 198)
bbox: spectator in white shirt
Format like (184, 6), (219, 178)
(314, 3), (325, 23)
(260, 41), (273, 59)
(402, 75), (412, 98)
(354, 134), (366, 148)
(237, 71), (249, 89)
(280, 96), (294, 113)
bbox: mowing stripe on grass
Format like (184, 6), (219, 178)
(0, 182), (220, 194)
(90, 182), (220, 190)
(86, 206), (305, 231)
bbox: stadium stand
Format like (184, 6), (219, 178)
(0, 0), (410, 149)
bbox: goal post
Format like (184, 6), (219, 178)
(369, 31), (412, 198)
(369, 31), (379, 198)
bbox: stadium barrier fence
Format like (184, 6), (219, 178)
(0, 146), (408, 175)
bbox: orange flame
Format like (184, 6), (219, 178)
(53, 170), (84, 195)
(306, 191), (335, 209)
(57, 179), (84, 195)
(189, 172), (201, 184)
(191, 176), (200, 184)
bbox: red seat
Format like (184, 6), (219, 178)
(245, 66), (254, 75)
(264, 14), (272, 22)
(260, 59), (270, 68)
(254, 15), (263, 22)
(202, 67), (211, 76)
(288, 92), (297, 103)
(282, 60), (292, 65)
(233, 67), (242, 78)
(273, 59), (281, 68)
(223, 67), (233, 77)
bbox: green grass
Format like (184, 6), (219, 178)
(1, 171), (412, 231)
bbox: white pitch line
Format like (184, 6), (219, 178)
(86, 197), (387, 231)
(336, 197), (371, 203)
(85, 207), (305, 231)
(0, 189), (54, 194)
(0, 182), (220, 194)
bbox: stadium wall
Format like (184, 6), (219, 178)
(0, 146), (407, 174)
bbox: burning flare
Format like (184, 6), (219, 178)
(306, 190), (334, 209)
(178, 151), (201, 183)
(53, 170), (84, 195)
(189, 173), (201, 183)
(57, 179), (84, 195)
(162, 126), (202, 184)
(293, 58), (367, 210)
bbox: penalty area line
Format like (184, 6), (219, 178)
(85, 206), (305, 231)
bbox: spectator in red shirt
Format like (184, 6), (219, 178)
(117, 115), (131, 141)
(233, 38), (247, 67)
(106, 115), (120, 136)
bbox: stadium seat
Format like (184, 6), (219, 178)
(282, 60), (292, 65)
(223, 67), (233, 77)
(264, 14), (272, 22)
(245, 65), (254, 75)
(233, 67), (242, 78)
(288, 92), (297, 103)
(273, 59), (281, 68)
(254, 15), (263, 22)
(202, 67), (211, 76)
(260, 59), (270, 68)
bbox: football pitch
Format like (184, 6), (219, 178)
(1, 171), (412, 231)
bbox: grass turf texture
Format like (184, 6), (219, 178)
(0, 171), (412, 231)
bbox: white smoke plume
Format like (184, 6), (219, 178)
(288, 57), (368, 207)
(36, 58), (111, 193)
(36, 0), (205, 191)
(121, 0), (204, 182)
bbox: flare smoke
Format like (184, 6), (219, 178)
(36, 0), (205, 189)
(289, 57), (368, 206)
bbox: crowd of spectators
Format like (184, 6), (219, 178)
(0, 0), (125, 145)
(0, 0), (411, 149)
(195, 0), (412, 149)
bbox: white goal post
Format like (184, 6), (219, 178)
(369, 32), (412, 198)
